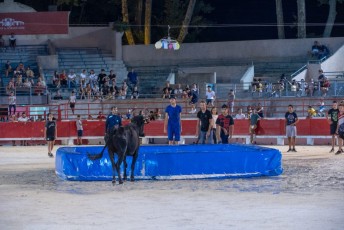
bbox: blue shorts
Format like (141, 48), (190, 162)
(168, 125), (181, 141)
(77, 130), (83, 137)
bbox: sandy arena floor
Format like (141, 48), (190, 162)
(0, 145), (343, 230)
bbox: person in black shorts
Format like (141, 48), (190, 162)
(44, 113), (57, 157)
(327, 101), (339, 153)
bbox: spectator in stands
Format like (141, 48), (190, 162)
(162, 82), (173, 99)
(18, 112), (30, 146)
(68, 70), (77, 88)
(247, 105), (253, 118)
(322, 77), (330, 97)
(97, 111), (106, 120)
(188, 86), (199, 105)
(257, 79), (263, 97)
(89, 70), (97, 89)
(101, 81), (110, 98)
(78, 84), (86, 100)
(291, 80), (298, 97)
(188, 103), (197, 114)
(327, 101), (339, 153)
(164, 96), (182, 145)
(85, 83), (92, 100)
(234, 108), (246, 144)
(228, 89), (235, 114)
(127, 68), (138, 91)
(53, 90), (63, 100)
(8, 91), (16, 116)
(131, 86), (139, 99)
(87, 114), (93, 120)
(76, 115), (83, 145)
(5, 60), (12, 77)
(25, 66), (34, 79)
(307, 105), (317, 118)
(6, 78), (15, 95)
(318, 98), (326, 117)
(53, 71), (60, 88)
(251, 79), (258, 96)
(249, 108), (261, 144)
(306, 78), (315, 97)
(216, 104), (234, 144)
(80, 69), (87, 87)
(9, 33), (16, 49)
(45, 113), (57, 158)
(0, 35), (5, 48)
(98, 69), (107, 89)
(23, 78), (32, 88)
(174, 83), (183, 99)
(35, 77), (45, 95)
(69, 91), (77, 115)
(195, 101), (213, 144)
(15, 75), (23, 87)
(121, 81), (128, 99)
(311, 41), (322, 58)
(206, 85), (216, 106)
(285, 105), (299, 152)
(59, 70), (67, 87)
(108, 70), (116, 84)
(318, 69), (325, 93)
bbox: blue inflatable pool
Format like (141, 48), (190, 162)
(55, 144), (283, 181)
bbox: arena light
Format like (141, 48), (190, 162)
(155, 25), (180, 51)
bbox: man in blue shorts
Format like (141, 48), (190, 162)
(164, 96), (182, 145)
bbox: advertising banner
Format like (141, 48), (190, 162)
(0, 12), (69, 35)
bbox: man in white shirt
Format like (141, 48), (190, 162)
(68, 70), (77, 88)
(205, 85), (216, 106)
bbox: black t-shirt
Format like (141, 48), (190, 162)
(45, 120), (56, 137)
(197, 109), (212, 131)
(328, 108), (339, 123)
(98, 73), (107, 84)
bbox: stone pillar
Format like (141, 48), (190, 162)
(115, 32), (124, 61)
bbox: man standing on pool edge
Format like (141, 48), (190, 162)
(164, 96), (182, 145)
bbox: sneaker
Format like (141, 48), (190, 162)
(287, 149), (292, 152)
(48, 152), (54, 158)
(335, 150), (343, 155)
(292, 148), (297, 152)
(329, 148), (334, 153)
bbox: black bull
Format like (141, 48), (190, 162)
(87, 115), (145, 185)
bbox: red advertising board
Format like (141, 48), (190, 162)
(0, 12), (69, 35)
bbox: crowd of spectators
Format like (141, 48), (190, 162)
(3, 60), (46, 96)
(51, 68), (139, 101)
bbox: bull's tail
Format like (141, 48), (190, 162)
(87, 143), (107, 160)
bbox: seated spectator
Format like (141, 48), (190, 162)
(68, 70), (77, 88)
(98, 69), (107, 89)
(188, 103), (197, 114)
(15, 75), (23, 87)
(108, 70), (116, 83)
(79, 69), (87, 87)
(307, 105), (317, 118)
(174, 83), (183, 98)
(6, 78), (15, 94)
(127, 68), (138, 91)
(188, 87), (199, 105)
(85, 83), (92, 100)
(78, 84), (86, 100)
(53, 91), (63, 100)
(59, 70), (68, 87)
(89, 69), (97, 89)
(251, 79), (258, 96)
(5, 60), (12, 77)
(311, 41), (322, 58)
(53, 71), (61, 88)
(97, 111), (106, 120)
(322, 77), (330, 97)
(87, 114), (93, 120)
(153, 108), (162, 120)
(102, 81), (110, 97)
(26, 66), (34, 79)
(23, 78), (32, 88)
(34, 78), (45, 95)
(131, 86), (139, 99)
(235, 108), (246, 119)
(256, 79), (263, 97)
(162, 82), (172, 99)
(9, 33), (16, 49)
(306, 78), (315, 97)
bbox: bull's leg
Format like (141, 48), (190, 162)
(109, 152), (117, 185)
(116, 154), (125, 184)
(130, 151), (138, 182)
(123, 158), (128, 181)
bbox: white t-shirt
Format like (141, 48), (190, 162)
(235, 113), (246, 119)
(8, 95), (16, 105)
(18, 116), (29, 122)
(68, 73), (77, 81)
(206, 90), (216, 100)
(69, 95), (76, 103)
